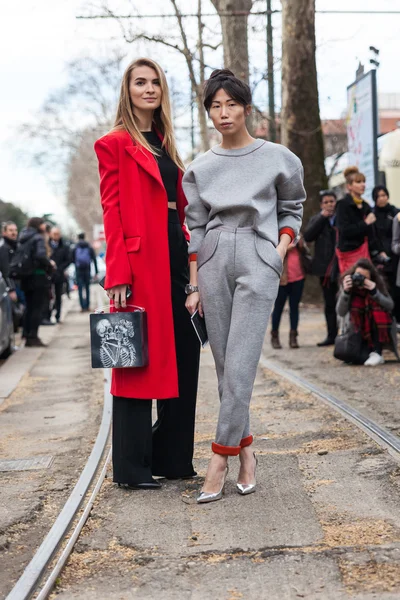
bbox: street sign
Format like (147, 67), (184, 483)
(346, 70), (379, 204)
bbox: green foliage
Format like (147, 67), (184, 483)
(0, 199), (28, 232)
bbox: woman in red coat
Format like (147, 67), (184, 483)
(94, 58), (200, 489)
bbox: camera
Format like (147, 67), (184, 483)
(351, 272), (365, 287)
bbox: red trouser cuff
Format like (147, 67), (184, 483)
(279, 227), (295, 242)
(240, 435), (253, 448)
(212, 442), (241, 456)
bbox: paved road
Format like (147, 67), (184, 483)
(43, 309), (400, 599)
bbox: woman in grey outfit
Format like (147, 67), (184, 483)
(182, 69), (306, 503)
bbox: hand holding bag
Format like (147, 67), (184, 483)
(90, 304), (148, 369)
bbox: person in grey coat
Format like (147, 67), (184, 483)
(336, 258), (398, 366)
(183, 69), (305, 503)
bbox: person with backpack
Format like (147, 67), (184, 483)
(11, 217), (55, 347)
(72, 233), (98, 312)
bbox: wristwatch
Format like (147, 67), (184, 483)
(185, 284), (199, 295)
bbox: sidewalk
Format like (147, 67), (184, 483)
(51, 326), (400, 599)
(0, 298), (73, 407)
(0, 298), (104, 599)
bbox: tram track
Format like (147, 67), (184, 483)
(5, 354), (400, 599)
(260, 356), (400, 462)
(5, 371), (112, 600)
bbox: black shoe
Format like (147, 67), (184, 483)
(117, 479), (162, 490)
(26, 338), (47, 348)
(317, 337), (336, 347)
(153, 471), (198, 480)
(41, 319), (55, 326)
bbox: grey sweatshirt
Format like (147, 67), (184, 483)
(183, 139), (306, 254)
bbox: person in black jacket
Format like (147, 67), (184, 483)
(46, 227), (71, 323)
(304, 191), (338, 346)
(0, 221), (18, 302)
(372, 185), (400, 318)
(19, 217), (55, 347)
(335, 166), (386, 273)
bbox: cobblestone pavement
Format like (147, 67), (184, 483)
(42, 309), (400, 600)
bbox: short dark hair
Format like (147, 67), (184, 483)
(78, 232), (86, 240)
(372, 185), (389, 204)
(27, 217), (45, 231)
(203, 69), (252, 112)
(319, 190), (337, 202)
(2, 221), (17, 233)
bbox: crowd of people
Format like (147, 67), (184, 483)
(273, 167), (400, 368)
(0, 218), (98, 347)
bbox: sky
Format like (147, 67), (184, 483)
(1, 0), (400, 226)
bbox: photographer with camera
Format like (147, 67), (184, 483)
(335, 258), (399, 366)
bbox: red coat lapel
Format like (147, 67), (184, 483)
(125, 144), (164, 189)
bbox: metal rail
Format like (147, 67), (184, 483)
(260, 357), (400, 459)
(6, 371), (112, 600)
(35, 449), (112, 600)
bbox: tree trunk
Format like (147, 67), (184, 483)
(196, 0), (210, 152)
(281, 0), (327, 226)
(210, 0), (253, 84)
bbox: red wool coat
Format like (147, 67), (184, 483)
(94, 129), (189, 399)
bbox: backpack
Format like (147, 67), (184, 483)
(9, 236), (36, 278)
(75, 245), (91, 268)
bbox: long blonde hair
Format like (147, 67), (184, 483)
(114, 57), (184, 170)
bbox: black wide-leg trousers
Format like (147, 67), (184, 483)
(112, 210), (200, 484)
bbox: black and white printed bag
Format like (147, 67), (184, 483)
(90, 305), (148, 369)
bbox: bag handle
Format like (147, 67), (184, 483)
(94, 304), (145, 314)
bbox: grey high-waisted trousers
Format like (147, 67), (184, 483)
(197, 226), (282, 456)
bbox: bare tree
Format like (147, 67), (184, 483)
(67, 127), (103, 235)
(108, 0), (217, 152)
(210, 0), (253, 83)
(281, 0), (327, 224)
(18, 53), (122, 230)
(19, 52), (123, 186)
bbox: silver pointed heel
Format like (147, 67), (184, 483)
(237, 453), (258, 496)
(197, 465), (229, 504)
